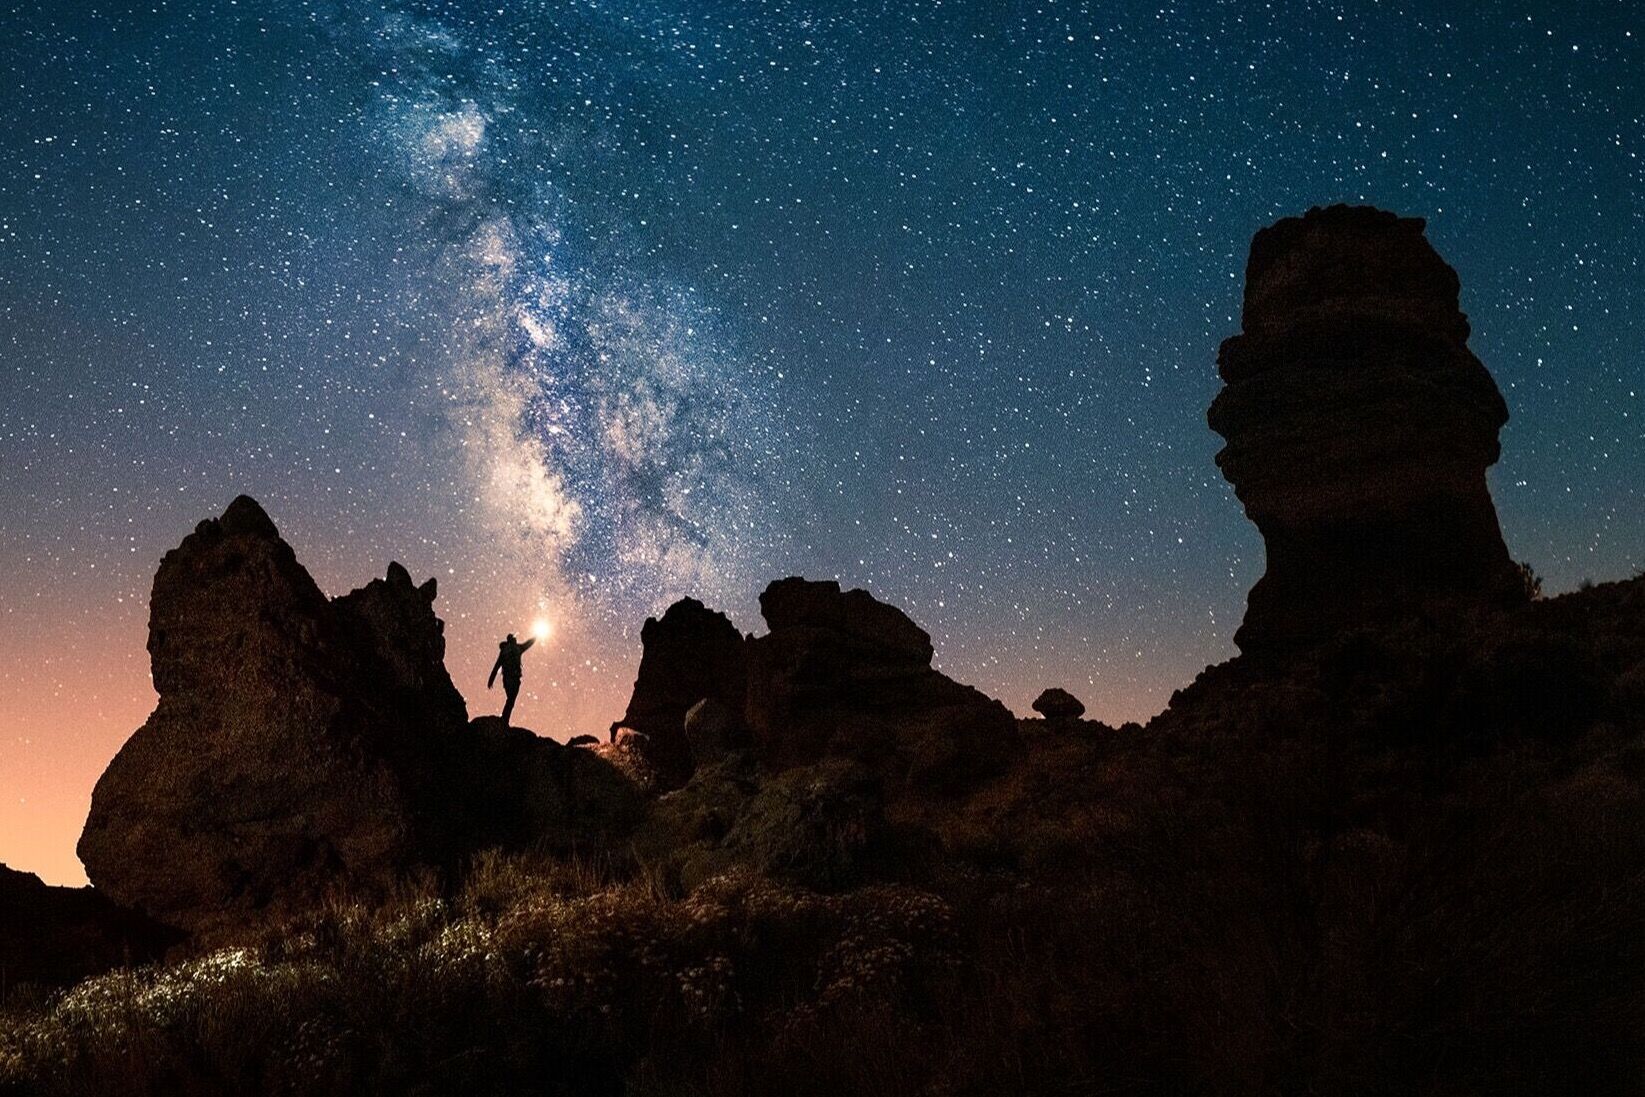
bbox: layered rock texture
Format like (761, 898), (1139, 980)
(1208, 204), (1523, 653)
(79, 496), (637, 932)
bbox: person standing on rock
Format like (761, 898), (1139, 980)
(488, 633), (535, 726)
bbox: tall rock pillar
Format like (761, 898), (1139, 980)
(1209, 205), (1522, 652)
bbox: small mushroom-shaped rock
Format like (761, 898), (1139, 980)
(1031, 688), (1086, 724)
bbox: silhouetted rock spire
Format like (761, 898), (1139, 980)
(617, 597), (748, 789)
(1208, 204), (1522, 652)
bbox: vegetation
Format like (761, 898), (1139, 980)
(6, 691), (1645, 1095)
(0, 857), (958, 1096)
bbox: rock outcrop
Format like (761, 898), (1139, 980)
(0, 864), (182, 988)
(1031, 687), (1086, 724)
(617, 598), (747, 789)
(745, 578), (1018, 789)
(451, 718), (642, 855)
(612, 579), (1018, 792)
(1158, 570), (1645, 748)
(1208, 205), (1523, 653)
(79, 496), (637, 932)
(592, 728), (660, 793)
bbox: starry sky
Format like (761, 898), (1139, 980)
(3, 1), (1642, 885)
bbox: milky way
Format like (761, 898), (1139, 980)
(2, 1), (1641, 883)
(358, 8), (794, 627)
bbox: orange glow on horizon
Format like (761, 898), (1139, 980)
(0, 556), (1177, 887)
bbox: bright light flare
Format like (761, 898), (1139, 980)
(531, 617), (552, 641)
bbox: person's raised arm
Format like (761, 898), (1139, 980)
(520, 637), (535, 652)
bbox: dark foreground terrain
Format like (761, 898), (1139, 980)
(4, 207), (1642, 1096)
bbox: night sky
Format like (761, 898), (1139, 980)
(3, 1), (1641, 884)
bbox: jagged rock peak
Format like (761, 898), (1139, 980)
(218, 492), (280, 537)
(79, 495), (635, 932)
(1209, 204), (1522, 653)
(617, 597), (748, 790)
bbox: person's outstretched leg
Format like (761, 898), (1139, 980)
(502, 684), (517, 726)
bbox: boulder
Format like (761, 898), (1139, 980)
(745, 578), (1017, 790)
(1208, 205), (1523, 653)
(78, 496), (636, 931)
(758, 577), (934, 663)
(631, 756), (760, 884)
(449, 718), (644, 854)
(617, 598), (747, 789)
(1031, 688), (1086, 724)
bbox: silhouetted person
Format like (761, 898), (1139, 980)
(488, 633), (535, 726)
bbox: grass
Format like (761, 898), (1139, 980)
(0, 855), (962, 1097)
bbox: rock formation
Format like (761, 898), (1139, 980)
(744, 578), (1017, 789)
(1208, 205), (1523, 653)
(450, 718), (642, 856)
(611, 578), (1017, 792)
(79, 496), (637, 931)
(617, 598), (747, 789)
(1031, 687), (1086, 724)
